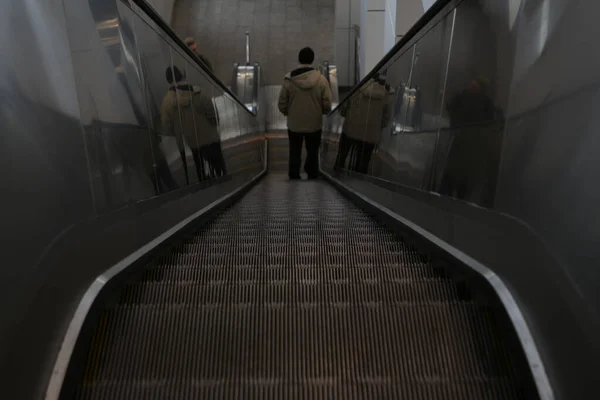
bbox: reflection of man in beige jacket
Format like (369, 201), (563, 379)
(278, 47), (332, 180)
(161, 66), (225, 182)
(337, 76), (390, 174)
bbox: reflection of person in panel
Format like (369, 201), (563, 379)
(161, 66), (226, 181)
(147, 128), (180, 194)
(440, 77), (500, 204)
(336, 74), (390, 174)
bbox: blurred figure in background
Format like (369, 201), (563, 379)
(184, 37), (213, 73)
(447, 77), (494, 127)
(337, 74), (390, 174)
(439, 77), (502, 204)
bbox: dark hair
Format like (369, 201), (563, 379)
(298, 47), (315, 65)
(165, 66), (183, 84)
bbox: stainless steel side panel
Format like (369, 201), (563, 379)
(0, 0), (95, 379)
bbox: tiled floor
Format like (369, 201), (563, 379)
(171, 0), (335, 85)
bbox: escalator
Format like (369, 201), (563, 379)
(8, 0), (588, 398)
(60, 174), (538, 399)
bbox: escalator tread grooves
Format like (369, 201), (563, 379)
(69, 176), (537, 399)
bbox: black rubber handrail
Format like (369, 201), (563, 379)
(329, 0), (453, 115)
(132, 0), (256, 116)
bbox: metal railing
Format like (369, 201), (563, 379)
(353, 24), (361, 85)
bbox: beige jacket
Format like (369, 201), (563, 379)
(160, 83), (220, 149)
(341, 80), (390, 144)
(278, 67), (332, 133)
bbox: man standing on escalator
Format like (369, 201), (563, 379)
(184, 37), (213, 73)
(278, 47), (332, 180)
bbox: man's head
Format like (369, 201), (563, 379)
(166, 66), (184, 85)
(184, 37), (198, 54)
(298, 47), (315, 65)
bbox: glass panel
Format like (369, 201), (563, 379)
(386, 47), (417, 135)
(365, 14), (454, 190)
(224, 96), (253, 175)
(64, 0), (157, 212)
(134, 17), (188, 193)
(168, 48), (201, 185)
(331, 86), (370, 173)
(228, 96), (243, 141)
(374, 48), (418, 185)
(321, 112), (342, 172)
(354, 73), (393, 176)
(213, 93), (237, 142)
(405, 15), (454, 190)
(433, 2), (509, 207)
(187, 66), (228, 179)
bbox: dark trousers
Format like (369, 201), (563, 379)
(288, 130), (322, 179)
(335, 132), (353, 169)
(154, 156), (179, 194)
(353, 141), (375, 174)
(439, 174), (468, 200)
(203, 142), (228, 178)
(335, 133), (374, 174)
(191, 148), (208, 181)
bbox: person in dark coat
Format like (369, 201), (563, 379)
(184, 37), (213, 72)
(439, 77), (498, 201)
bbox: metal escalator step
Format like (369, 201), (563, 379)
(77, 380), (522, 400)
(154, 253), (431, 269)
(117, 280), (461, 305)
(69, 175), (536, 399)
(174, 235), (408, 247)
(79, 304), (521, 399)
(139, 265), (444, 283)
(167, 244), (413, 255)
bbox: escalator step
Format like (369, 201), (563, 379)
(69, 175), (536, 399)
(118, 280), (461, 305)
(139, 265), (440, 283)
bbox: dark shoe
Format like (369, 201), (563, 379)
(307, 175), (319, 180)
(289, 175), (301, 180)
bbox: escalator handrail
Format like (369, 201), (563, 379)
(329, 0), (452, 115)
(132, 0), (256, 116)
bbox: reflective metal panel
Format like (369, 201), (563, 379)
(0, 2), (94, 392)
(495, 0), (600, 322)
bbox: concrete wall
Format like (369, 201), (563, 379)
(145, 0), (176, 24)
(341, 0), (427, 83)
(171, 0), (335, 86)
(383, 0), (397, 53)
(335, 0), (361, 86)
(421, 0), (436, 12)
(395, 0), (425, 39)
(360, 0), (386, 78)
